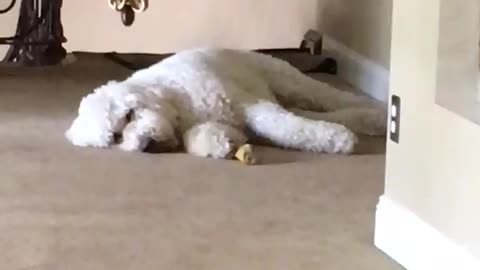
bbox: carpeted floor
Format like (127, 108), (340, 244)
(0, 54), (403, 270)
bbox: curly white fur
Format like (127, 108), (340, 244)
(65, 47), (387, 158)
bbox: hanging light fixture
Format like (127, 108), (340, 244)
(0, 0), (17, 14)
(108, 0), (149, 26)
(0, 0), (66, 65)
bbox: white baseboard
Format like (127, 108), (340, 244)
(374, 196), (480, 270)
(322, 36), (390, 102)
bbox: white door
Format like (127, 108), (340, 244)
(378, 0), (480, 265)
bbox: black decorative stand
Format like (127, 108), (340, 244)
(0, 0), (67, 66)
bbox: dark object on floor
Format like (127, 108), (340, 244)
(104, 49), (338, 75)
(0, 0), (67, 66)
(104, 30), (338, 75)
(104, 52), (145, 70)
(301, 29), (323, 55)
(306, 57), (337, 75)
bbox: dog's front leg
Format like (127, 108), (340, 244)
(183, 121), (248, 159)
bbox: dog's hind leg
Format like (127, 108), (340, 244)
(183, 121), (248, 159)
(244, 101), (358, 154)
(250, 52), (376, 112)
(288, 107), (387, 136)
(271, 75), (374, 112)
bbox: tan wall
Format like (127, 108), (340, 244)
(61, 0), (319, 53)
(1, 0), (392, 70)
(0, 0), (319, 58)
(384, 0), (480, 258)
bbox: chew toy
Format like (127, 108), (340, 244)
(234, 144), (258, 165)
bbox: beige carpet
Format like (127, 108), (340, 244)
(0, 54), (403, 270)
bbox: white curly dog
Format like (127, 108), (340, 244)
(65, 47), (386, 159)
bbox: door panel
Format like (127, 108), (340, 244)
(384, 0), (480, 257)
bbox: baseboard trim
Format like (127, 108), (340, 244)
(322, 36), (389, 102)
(374, 196), (480, 270)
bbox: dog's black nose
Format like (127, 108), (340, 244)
(143, 139), (163, 154)
(113, 133), (123, 144)
(143, 139), (179, 154)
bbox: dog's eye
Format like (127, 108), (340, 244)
(126, 110), (134, 122)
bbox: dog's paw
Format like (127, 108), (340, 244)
(183, 122), (248, 159)
(325, 126), (358, 154)
(349, 107), (388, 136)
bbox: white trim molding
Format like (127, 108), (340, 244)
(322, 36), (390, 102)
(374, 196), (480, 270)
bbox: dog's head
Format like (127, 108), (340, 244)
(65, 81), (132, 148)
